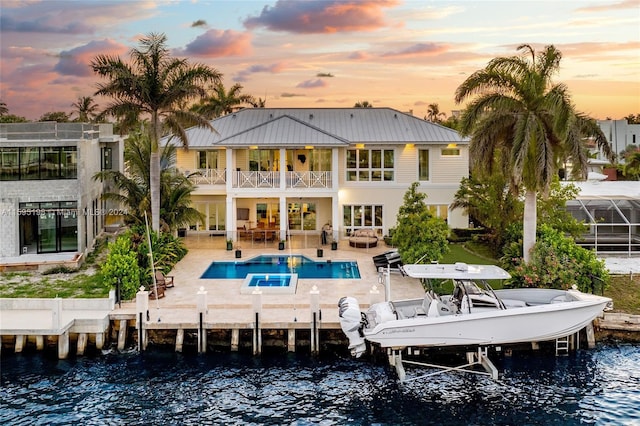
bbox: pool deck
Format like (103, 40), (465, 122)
(112, 242), (425, 329)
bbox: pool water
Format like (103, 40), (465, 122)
(241, 273), (298, 294)
(201, 255), (361, 279)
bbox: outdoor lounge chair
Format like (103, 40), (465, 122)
(155, 271), (174, 288)
(148, 282), (165, 299)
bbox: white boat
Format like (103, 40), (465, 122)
(338, 262), (612, 360)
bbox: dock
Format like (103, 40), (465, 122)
(1, 245), (639, 357)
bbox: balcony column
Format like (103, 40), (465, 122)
(226, 195), (234, 241)
(331, 147), (339, 191)
(279, 148), (287, 191)
(225, 147), (233, 192)
(279, 196), (287, 241)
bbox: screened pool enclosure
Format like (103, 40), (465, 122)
(565, 182), (639, 256)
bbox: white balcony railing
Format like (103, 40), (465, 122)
(287, 171), (332, 188)
(189, 169), (333, 189)
(233, 171), (280, 188)
(187, 168), (226, 185)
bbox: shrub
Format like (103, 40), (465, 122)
(501, 225), (609, 292)
(100, 236), (141, 300)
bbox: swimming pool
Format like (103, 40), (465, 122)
(200, 255), (361, 279)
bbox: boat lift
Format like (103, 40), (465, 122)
(389, 346), (499, 382)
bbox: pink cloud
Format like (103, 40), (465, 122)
(179, 29), (251, 57)
(296, 79), (327, 89)
(244, 0), (399, 34)
(381, 42), (449, 58)
(234, 62), (287, 82)
(349, 51), (370, 60)
(54, 39), (128, 77)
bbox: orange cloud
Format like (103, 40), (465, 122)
(179, 29), (252, 57)
(244, 0), (400, 34)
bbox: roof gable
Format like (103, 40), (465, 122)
(217, 115), (349, 147)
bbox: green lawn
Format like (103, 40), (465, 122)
(0, 271), (107, 298)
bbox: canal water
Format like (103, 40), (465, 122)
(1, 343), (639, 425)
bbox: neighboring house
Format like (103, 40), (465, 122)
(162, 107), (469, 243)
(596, 119), (640, 163)
(0, 122), (124, 261)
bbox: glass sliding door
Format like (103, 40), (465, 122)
(19, 201), (78, 254)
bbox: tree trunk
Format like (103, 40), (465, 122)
(150, 115), (161, 232)
(150, 151), (161, 232)
(523, 189), (537, 263)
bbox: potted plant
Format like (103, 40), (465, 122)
(226, 239), (233, 251)
(279, 240), (285, 250)
(235, 246), (242, 258)
(331, 240), (338, 250)
(317, 247), (324, 258)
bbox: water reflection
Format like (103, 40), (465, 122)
(1, 344), (639, 425)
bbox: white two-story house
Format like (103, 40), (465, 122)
(164, 108), (469, 245)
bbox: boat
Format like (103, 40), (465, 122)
(338, 262), (611, 379)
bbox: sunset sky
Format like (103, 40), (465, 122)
(1, 0), (639, 121)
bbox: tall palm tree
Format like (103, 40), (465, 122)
(71, 96), (99, 122)
(94, 131), (203, 231)
(192, 82), (255, 119)
(455, 44), (613, 262)
(91, 32), (221, 231)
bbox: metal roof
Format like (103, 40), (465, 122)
(217, 115), (349, 147)
(162, 107), (467, 148)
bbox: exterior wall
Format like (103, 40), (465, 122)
(597, 119), (640, 161)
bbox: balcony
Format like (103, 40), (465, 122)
(188, 169), (333, 189)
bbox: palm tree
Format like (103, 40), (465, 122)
(354, 101), (373, 108)
(426, 103), (445, 122)
(624, 151), (640, 180)
(91, 32), (221, 231)
(455, 44), (613, 262)
(71, 96), (99, 122)
(94, 131), (203, 232)
(192, 82), (255, 119)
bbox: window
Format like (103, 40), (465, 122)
(0, 147), (19, 180)
(418, 149), (430, 181)
(102, 147), (113, 170)
(249, 149), (279, 171)
(427, 204), (449, 222)
(197, 150), (219, 169)
(286, 149), (331, 171)
(441, 147), (461, 157)
(0, 146), (77, 180)
(287, 202), (314, 230)
(346, 148), (394, 181)
(343, 204), (383, 235)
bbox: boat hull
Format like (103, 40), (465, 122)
(363, 296), (610, 349)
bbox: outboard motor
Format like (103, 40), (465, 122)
(338, 297), (366, 358)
